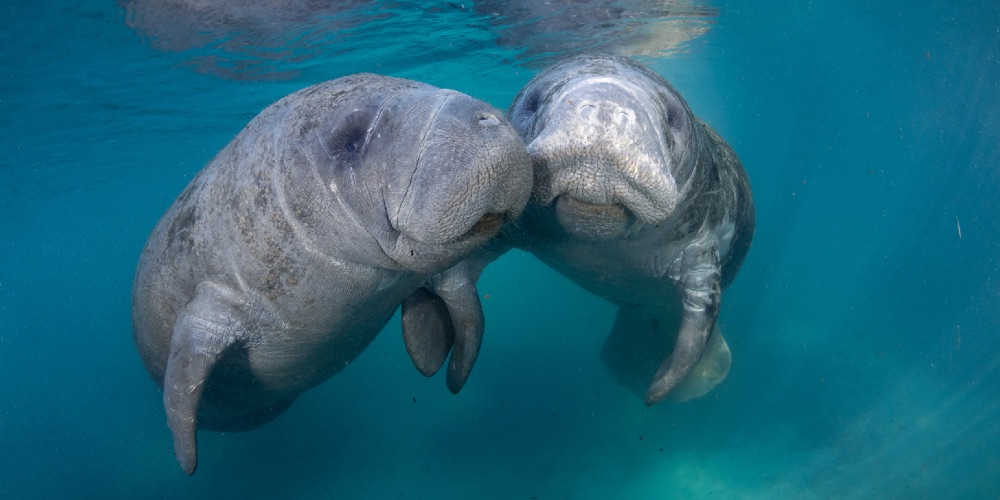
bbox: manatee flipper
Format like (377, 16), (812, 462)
(163, 282), (241, 475)
(401, 261), (485, 394)
(402, 288), (455, 376)
(645, 238), (722, 405)
(438, 268), (485, 394)
(668, 325), (731, 402)
(601, 305), (731, 402)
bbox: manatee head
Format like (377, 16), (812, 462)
(271, 74), (532, 274)
(509, 55), (699, 241)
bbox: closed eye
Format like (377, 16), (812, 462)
(322, 108), (375, 164)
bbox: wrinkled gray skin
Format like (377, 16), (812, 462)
(504, 55), (754, 405)
(132, 74), (531, 474)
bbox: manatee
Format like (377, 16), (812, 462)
(132, 74), (532, 474)
(504, 55), (754, 405)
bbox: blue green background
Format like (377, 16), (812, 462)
(1, 0), (997, 497)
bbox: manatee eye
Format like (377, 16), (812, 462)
(323, 108), (374, 164)
(522, 90), (541, 114)
(332, 124), (365, 155)
(663, 99), (687, 133)
(666, 111), (679, 130)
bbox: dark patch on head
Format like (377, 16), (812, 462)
(663, 97), (689, 135)
(522, 89), (541, 114)
(511, 77), (568, 136)
(322, 107), (377, 168)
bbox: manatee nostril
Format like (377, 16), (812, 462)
(579, 104), (597, 120)
(478, 113), (500, 127)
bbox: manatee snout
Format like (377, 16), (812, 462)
(522, 78), (682, 227)
(391, 93), (532, 273)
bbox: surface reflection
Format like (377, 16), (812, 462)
(120, 0), (716, 79)
(121, 0), (378, 79)
(475, 0), (716, 62)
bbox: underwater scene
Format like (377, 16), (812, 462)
(1, 0), (998, 498)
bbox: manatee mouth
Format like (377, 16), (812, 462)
(555, 195), (631, 241)
(390, 210), (511, 275)
(466, 212), (505, 238)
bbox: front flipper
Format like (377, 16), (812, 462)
(600, 307), (731, 402)
(401, 261), (485, 394)
(402, 288), (455, 377)
(163, 282), (242, 475)
(668, 324), (731, 402)
(645, 238), (722, 405)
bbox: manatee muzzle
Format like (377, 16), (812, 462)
(554, 195), (630, 241)
(526, 80), (681, 226)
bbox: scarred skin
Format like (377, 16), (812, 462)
(132, 74), (531, 474)
(504, 55), (754, 405)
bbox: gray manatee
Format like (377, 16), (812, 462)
(132, 74), (532, 474)
(505, 55), (754, 405)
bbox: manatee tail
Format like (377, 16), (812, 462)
(645, 239), (723, 406)
(162, 283), (239, 474)
(601, 305), (678, 400)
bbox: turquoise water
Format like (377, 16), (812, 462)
(1, 0), (998, 497)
